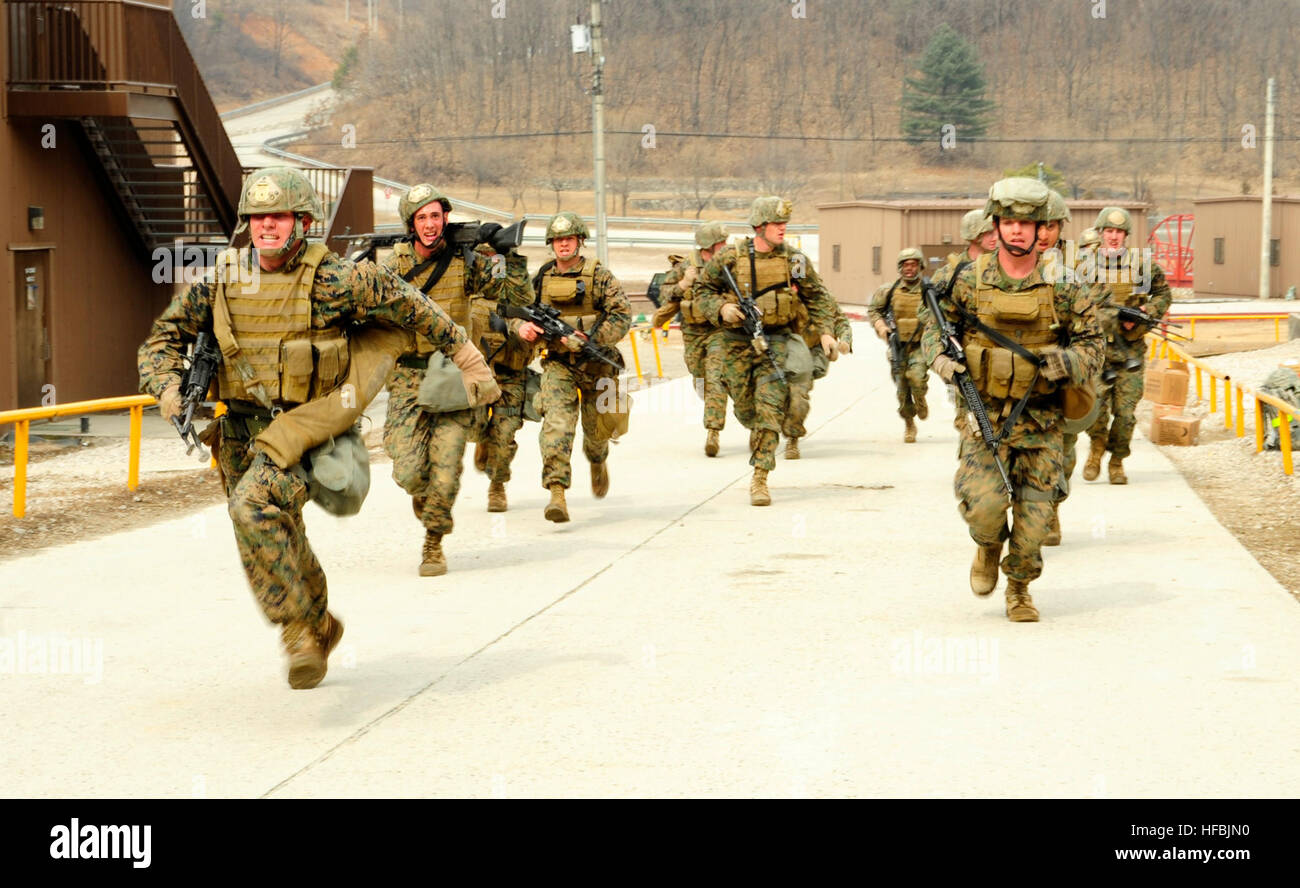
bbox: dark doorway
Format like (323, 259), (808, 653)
(13, 250), (51, 408)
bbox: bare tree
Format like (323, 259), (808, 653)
(271, 0), (291, 78)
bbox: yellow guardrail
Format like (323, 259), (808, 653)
(0, 395), (156, 518)
(624, 323), (667, 381)
(1147, 335), (1300, 475)
(1169, 312), (1292, 343)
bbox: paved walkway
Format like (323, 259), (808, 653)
(2, 323), (1297, 797)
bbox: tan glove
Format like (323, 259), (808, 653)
(1040, 346), (1075, 383)
(873, 319), (890, 340)
(837, 339), (852, 355)
(558, 333), (586, 353)
(720, 303), (744, 324)
(451, 343), (502, 406)
(819, 333), (838, 358)
(651, 301), (679, 329)
(158, 383), (183, 424)
(932, 354), (966, 383)
(679, 265), (698, 288)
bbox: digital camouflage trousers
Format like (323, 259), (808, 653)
(1087, 362), (1144, 459)
(216, 430), (328, 629)
(716, 333), (798, 471)
(954, 430), (1063, 583)
(893, 342), (931, 420)
(683, 324), (727, 431)
(383, 364), (475, 535)
(538, 359), (615, 489)
(480, 365), (527, 484)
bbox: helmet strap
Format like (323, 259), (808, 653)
(256, 216), (307, 263)
(997, 219), (1041, 258)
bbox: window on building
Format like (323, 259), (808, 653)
(872, 246), (882, 274)
(1271, 239), (1281, 267)
(1214, 238), (1224, 265)
(832, 244), (841, 272)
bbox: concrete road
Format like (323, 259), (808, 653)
(2, 324), (1297, 798)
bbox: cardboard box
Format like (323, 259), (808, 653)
(1144, 359), (1189, 406)
(1148, 403), (1182, 437)
(1151, 413), (1200, 446)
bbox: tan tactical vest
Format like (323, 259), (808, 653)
(1099, 248), (1146, 341)
(392, 241), (470, 354)
(211, 243), (349, 408)
(890, 280), (924, 340)
(736, 240), (799, 327)
(677, 251), (711, 326)
(469, 296), (532, 372)
(963, 252), (1059, 404)
(539, 257), (601, 332)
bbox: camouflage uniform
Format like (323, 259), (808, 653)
(1084, 250), (1172, 465)
(139, 172), (473, 683)
(695, 214), (838, 478)
(786, 298), (852, 442)
(380, 238), (527, 536)
(920, 178), (1103, 619)
(660, 251), (728, 432)
(534, 259), (632, 490)
(868, 269), (929, 425)
(1060, 230), (1102, 488)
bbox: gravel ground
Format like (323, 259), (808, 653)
(1134, 337), (1300, 599)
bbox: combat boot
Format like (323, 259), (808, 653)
(473, 441), (488, 474)
(420, 531), (447, 577)
(545, 485), (570, 523)
(487, 481), (508, 512)
(915, 396), (929, 421)
(1082, 437), (1106, 481)
(282, 614), (342, 690)
(970, 542), (1002, 597)
(904, 418), (917, 443)
(591, 460), (610, 498)
(705, 429), (720, 457)
(411, 495), (426, 521)
(784, 437), (801, 460)
(1044, 505), (1062, 546)
(1108, 456), (1127, 485)
(750, 469), (771, 506)
(1005, 580), (1040, 622)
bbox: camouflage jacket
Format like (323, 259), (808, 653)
(867, 277), (924, 332)
(919, 247), (1104, 445)
(695, 238), (838, 336)
(138, 243), (467, 400)
(1080, 251), (1172, 364)
(529, 257), (632, 349)
(659, 251), (714, 329)
(382, 238), (529, 308)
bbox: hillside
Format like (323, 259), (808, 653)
(180, 0), (1300, 216)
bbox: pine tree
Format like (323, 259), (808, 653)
(901, 24), (994, 148)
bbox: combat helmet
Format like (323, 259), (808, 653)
(399, 183), (452, 229)
(694, 221), (729, 250)
(237, 166), (324, 258)
(897, 247), (925, 268)
(1095, 206), (1131, 233)
(1044, 189), (1072, 223)
(748, 195), (793, 228)
(959, 209), (994, 242)
(545, 211), (589, 243)
(1078, 227), (1101, 250)
(984, 177), (1051, 222)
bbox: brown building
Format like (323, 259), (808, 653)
(1192, 196), (1300, 299)
(2, 0), (372, 415)
(816, 198), (1152, 302)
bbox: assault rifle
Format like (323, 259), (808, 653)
(498, 301), (621, 371)
(1113, 304), (1184, 331)
(922, 284), (1014, 501)
(343, 219), (526, 264)
(171, 332), (222, 456)
(718, 265), (786, 384)
(883, 313), (909, 402)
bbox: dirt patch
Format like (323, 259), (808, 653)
(0, 469), (227, 561)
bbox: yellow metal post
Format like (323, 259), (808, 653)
(1255, 399), (1266, 453)
(648, 326), (664, 378)
(1210, 376), (1217, 413)
(1236, 386), (1245, 437)
(628, 331), (644, 379)
(1189, 317), (1196, 340)
(1195, 367), (1203, 402)
(13, 420), (29, 518)
(128, 405), (143, 490)
(1276, 317), (1281, 343)
(1282, 413), (1295, 475)
(1224, 378), (1232, 429)
(211, 402), (227, 469)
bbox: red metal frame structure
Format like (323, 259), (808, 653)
(1148, 213), (1194, 286)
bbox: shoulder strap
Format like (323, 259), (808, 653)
(531, 259), (557, 302)
(209, 249), (273, 409)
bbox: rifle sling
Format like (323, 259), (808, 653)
(403, 245), (456, 295)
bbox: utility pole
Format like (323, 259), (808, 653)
(590, 0), (608, 265)
(1260, 77), (1276, 299)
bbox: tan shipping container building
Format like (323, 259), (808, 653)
(1192, 196), (1300, 299)
(816, 198), (1151, 303)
